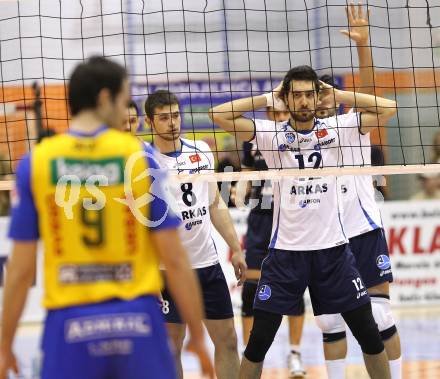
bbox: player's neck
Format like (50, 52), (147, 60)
(70, 111), (106, 133)
(153, 135), (182, 155)
(289, 118), (314, 132)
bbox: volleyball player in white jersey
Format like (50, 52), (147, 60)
(313, 4), (402, 379)
(209, 65), (397, 379)
(144, 90), (246, 379)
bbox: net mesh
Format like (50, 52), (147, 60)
(0, 0), (440, 200)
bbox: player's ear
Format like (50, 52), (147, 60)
(144, 116), (153, 130)
(97, 88), (111, 108)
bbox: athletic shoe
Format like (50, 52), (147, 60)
(288, 351), (306, 378)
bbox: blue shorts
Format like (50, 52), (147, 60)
(349, 228), (393, 289)
(254, 245), (370, 316)
(245, 211), (272, 270)
(161, 263), (234, 323)
(41, 296), (176, 379)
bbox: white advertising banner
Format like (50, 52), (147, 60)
(380, 200), (440, 306)
(1, 200), (439, 324)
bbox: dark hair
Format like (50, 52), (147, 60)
(144, 90), (179, 119)
(280, 65), (320, 99)
(128, 100), (139, 115)
(319, 74), (341, 90)
(68, 56), (127, 116)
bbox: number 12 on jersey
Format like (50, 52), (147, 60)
(294, 152), (322, 169)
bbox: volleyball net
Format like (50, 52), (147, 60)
(1, 0), (440, 200)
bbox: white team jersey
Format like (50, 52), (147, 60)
(338, 112), (383, 239)
(155, 138), (219, 269)
(251, 113), (362, 251)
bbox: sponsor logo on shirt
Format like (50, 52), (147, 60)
(278, 144), (299, 152)
(51, 157), (124, 185)
(189, 164), (209, 174)
(298, 198), (321, 208)
(315, 129), (328, 139)
(285, 132), (296, 143)
(290, 183), (328, 195)
(181, 206), (207, 220)
(185, 219), (203, 230)
(298, 136), (312, 143)
(189, 154), (201, 163)
(317, 137), (336, 147)
(59, 263), (133, 284)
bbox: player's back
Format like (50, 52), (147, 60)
(31, 127), (163, 309)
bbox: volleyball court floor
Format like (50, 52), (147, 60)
(14, 306), (440, 378)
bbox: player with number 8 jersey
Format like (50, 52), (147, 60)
(144, 90), (246, 379)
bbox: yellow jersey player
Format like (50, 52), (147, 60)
(0, 56), (213, 379)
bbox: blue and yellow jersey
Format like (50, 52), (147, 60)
(8, 126), (180, 310)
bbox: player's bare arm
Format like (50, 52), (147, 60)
(341, 1), (375, 96)
(208, 82), (286, 142)
(152, 228), (214, 379)
(233, 167), (252, 209)
(208, 98), (263, 142)
(0, 241), (37, 379)
(321, 82), (397, 133)
(208, 182), (247, 285)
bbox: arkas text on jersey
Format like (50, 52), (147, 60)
(290, 183), (328, 195)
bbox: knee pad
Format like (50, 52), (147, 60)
(244, 310), (283, 363)
(241, 280), (258, 317)
(371, 295), (397, 341)
(342, 302), (384, 355)
(315, 314), (346, 343)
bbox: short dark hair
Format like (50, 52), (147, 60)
(280, 65), (320, 99)
(319, 74), (340, 90)
(128, 99), (139, 115)
(68, 56), (127, 116)
(144, 90), (179, 120)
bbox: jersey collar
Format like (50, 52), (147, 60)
(152, 139), (183, 158)
(68, 125), (108, 137)
(287, 119), (319, 135)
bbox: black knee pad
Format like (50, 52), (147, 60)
(380, 325), (397, 341)
(244, 310), (283, 363)
(323, 331), (347, 343)
(342, 302), (384, 355)
(241, 280), (258, 317)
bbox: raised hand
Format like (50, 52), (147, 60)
(340, 1), (370, 45)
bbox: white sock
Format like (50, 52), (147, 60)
(325, 359), (345, 379)
(389, 357), (402, 379)
(290, 344), (301, 354)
